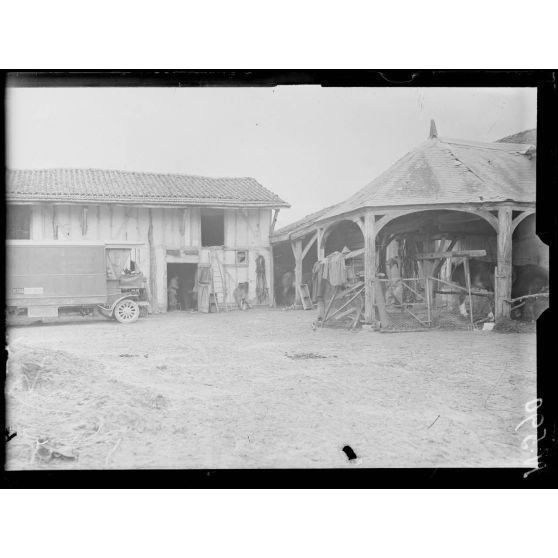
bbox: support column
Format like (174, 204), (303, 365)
(496, 206), (513, 321)
(147, 208), (159, 313)
(269, 245), (275, 307)
(364, 211), (376, 323)
(317, 227), (325, 260)
(422, 234), (436, 311)
(292, 238), (303, 306)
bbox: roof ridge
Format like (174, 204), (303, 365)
(7, 167), (260, 182)
(7, 168), (290, 207)
(439, 136), (535, 152)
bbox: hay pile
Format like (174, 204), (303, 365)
(5, 344), (169, 469)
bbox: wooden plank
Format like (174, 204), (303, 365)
(323, 286), (364, 323)
(496, 207), (513, 321)
(374, 278), (391, 327)
(432, 237), (458, 277)
(345, 248), (364, 260)
(416, 249), (486, 260)
(363, 211), (376, 323)
(317, 227), (325, 260)
(323, 286), (339, 322)
(301, 231), (318, 260)
(147, 208), (158, 313)
(292, 239), (303, 305)
(270, 209), (279, 235)
(269, 245), (275, 307)
(505, 292), (549, 304)
(463, 257), (474, 327)
(401, 280), (425, 301)
(298, 284), (313, 310)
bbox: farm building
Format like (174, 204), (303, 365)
(272, 124), (546, 327)
(7, 169), (289, 313)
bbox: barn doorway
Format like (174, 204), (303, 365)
(167, 263), (198, 311)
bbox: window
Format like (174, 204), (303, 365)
(201, 209), (225, 247)
(7, 205), (31, 239)
(236, 250), (248, 265)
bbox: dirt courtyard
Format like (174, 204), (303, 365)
(6, 308), (538, 469)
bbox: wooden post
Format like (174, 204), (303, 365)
(147, 208), (159, 313)
(269, 246), (275, 307)
(270, 209), (279, 235)
(363, 211), (376, 323)
(463, 257), (474, 327)
(496, 206), (513, 321)
(375, 278), (391, 327)
(301, 231), (318, 260)
(422, 234), (436, 311)
(317, 227), (325, 260)
(292, 239), (303, 306)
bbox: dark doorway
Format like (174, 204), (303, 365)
(167, 263), (198, 311)
(201, 209), (225, 247)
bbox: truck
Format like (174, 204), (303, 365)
(6, 240), (149, 324)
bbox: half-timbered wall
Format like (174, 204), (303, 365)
(19, 203), (273, 312)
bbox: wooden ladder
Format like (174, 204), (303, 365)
(209, 250), (228, 312)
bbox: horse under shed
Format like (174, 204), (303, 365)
(271, 123), (547, 327)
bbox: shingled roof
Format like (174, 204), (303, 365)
(271, 203), (341, 242)
(6, 168), (289, 208)
(497, 128), (536, 145)
(272, 129), (536, 242)
(316, 134), (536, 222)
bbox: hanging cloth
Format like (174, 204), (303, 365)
(255, 255), (268, 303)
(312, 260), (325, 302)
(325, 251), (347, 287)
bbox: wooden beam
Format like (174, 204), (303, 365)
(301, 231), (318, 260)
(317, 227), (325, 260)
(432, 237), (458, 278)
(416, 249), (486, 260)
(363, 211), (376, 323)
(420, 234), (436, 315)
(495, 207), (513, 321)
(375, 278), (390, 328)
(345, 248), (364, 260)
(463, 257), (474, 327)
(147, 208), (158, 313)
(511, 210), (535, 233)
(269, 246), (276, 307)
(292, 239), (303, 305)
(270, 209), (279, 235)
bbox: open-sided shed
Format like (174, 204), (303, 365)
(272, 123), (544, 324)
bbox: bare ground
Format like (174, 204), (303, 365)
(5, 308), (538, 469)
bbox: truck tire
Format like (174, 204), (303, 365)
(113, 299), (140, 323)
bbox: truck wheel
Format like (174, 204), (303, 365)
(114, 299), (140, 323)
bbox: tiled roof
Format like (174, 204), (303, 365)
(7, 168), (289, 208)
(316, 135), (536, 222)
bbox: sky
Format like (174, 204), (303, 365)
(7, 86), (536, 229)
